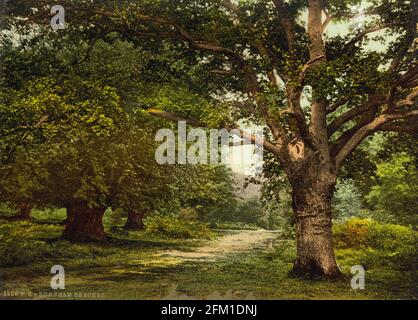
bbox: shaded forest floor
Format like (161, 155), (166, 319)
(0, 218), (416, 300)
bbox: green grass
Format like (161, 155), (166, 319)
(0, 217), (416, 300)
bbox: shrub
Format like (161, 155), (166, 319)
(333, 218), (373, 248)
(103, 207), (127, 229)
(144, 213), (215, 240)
(0, 221), (48, 266)
(333, 218), (417, 269)
(178, 208), (198, 221)
(31, 208), (67, 222)
(209, 221), (259, 230)
(0, 203), (17, 217)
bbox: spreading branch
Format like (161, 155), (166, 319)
(379, 121), (418, 133)
(335, 110), (418, 169)
(346, 24), (390, 47)
(147, 109), (280, 155)
(392, 86), (418, 108)
(328, 94), (386, 136)
(321, 8), (333, 32)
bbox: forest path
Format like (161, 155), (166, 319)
(158, 229), (280, 261)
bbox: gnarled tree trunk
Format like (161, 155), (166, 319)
(124, 210), (145, 230)
(15, 203), (32, 220)
(289, 170), (342, 279)
(62, 204), (106, 242)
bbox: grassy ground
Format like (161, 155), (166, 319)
(0, 216), (416, 300)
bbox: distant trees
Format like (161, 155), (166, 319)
(176, 165), (237, 220)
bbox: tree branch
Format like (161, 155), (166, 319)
(328, 94), (386, 136)
(221, 0), (281, 86)
(307, 0), (329, 155)
(298, 55), (326, 87)
(147, 109), (281, 155)
(379, 121), (418, 133)
(388, 0), (417, 72)
(345, 24), (390, 47)
(394, 65), (418, 87)
(321, 8), (333, 33)
(335, 110), (418, 169)
(326, 98), (350, 114)
(272, 0), (296, 54)
(103, 9), (289, 155)
(392, 86), (418, 108)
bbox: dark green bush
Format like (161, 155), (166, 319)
(0, 203), (17, 217)
(333, 218), (417, 269)
(144, 213), (215, 239)
(0, 221), (49, 266)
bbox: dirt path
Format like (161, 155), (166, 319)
(159, 229), (279, 261)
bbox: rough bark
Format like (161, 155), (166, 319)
(15, 203), (32, 220)
(289, 174), (342, 280)
(124, 210), (145, 230)
(62, 204), (106, 242)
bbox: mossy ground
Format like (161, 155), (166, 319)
(0, 215), (416, 300)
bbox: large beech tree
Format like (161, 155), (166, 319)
(5, 0), (418, 278)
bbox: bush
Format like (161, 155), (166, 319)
(103, 207), (127, 229)
(333, 218), (373, 248)
(210, 221), (259, 230)
(144, 213), (215, 239)
(31, 208), (67, 222)
(0, 221), (49, 266)
(0, 203), (17, 217)
(178, 208), (199, 221)
(333, 218), (417, 269)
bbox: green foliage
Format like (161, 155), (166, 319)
(1, 1), (416, 280)
(210, 221), (259, 230)
(334, 218), (417, 269)
(0, 221), (55, 266)
(233, 198), (265, 226)
(174, 165), (237, 220)
(366, 153), (418, 225)
(0, 219), (140, 267)
(332, 179), (364, 221)
(30, 208), (67, 222)
(334, 218), (374, 248)
(0, 203), (17, 217)
(261, 188), (295, 235)
(104, 208), (127, 229)
(0, 217), (416, 299)
(139, 85), (231, 128)
(144, 213), (215, 240)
